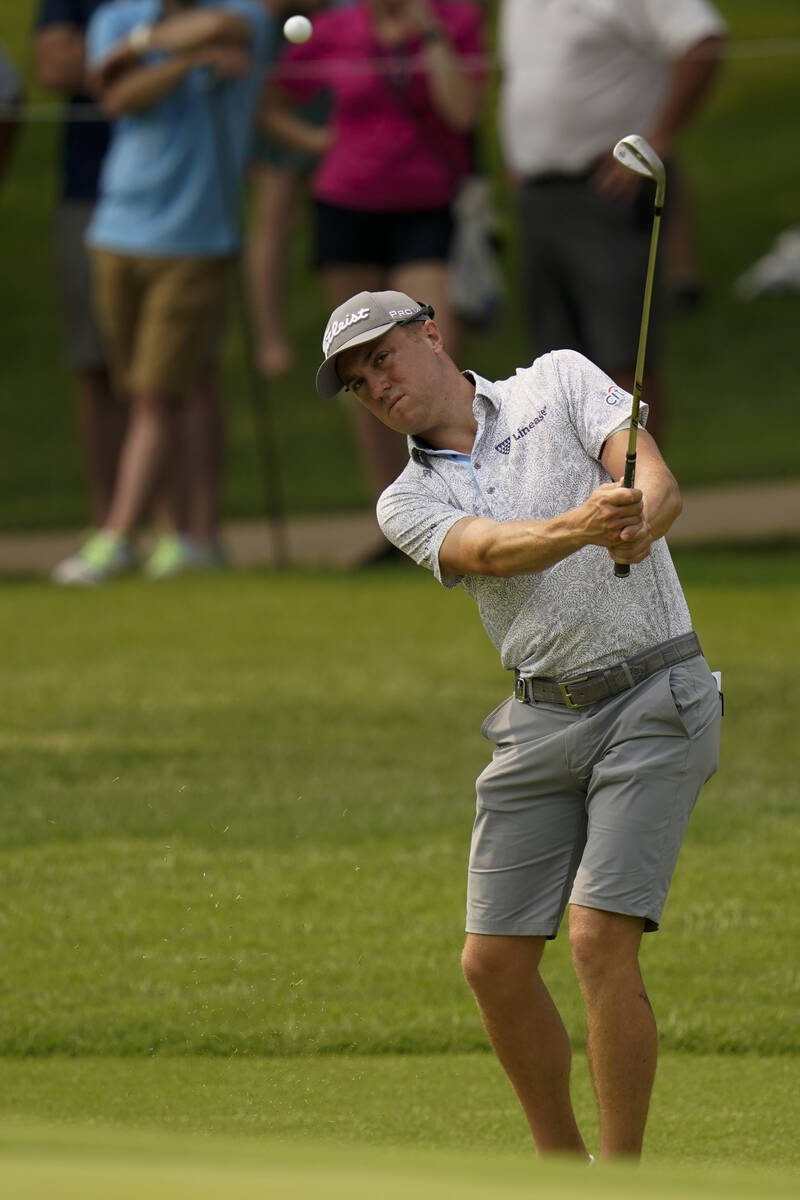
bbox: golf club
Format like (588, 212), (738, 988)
(610, 134), (666, 579)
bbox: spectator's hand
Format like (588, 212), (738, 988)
(198, 45), (252, 81)
(591, 150), (643, 201)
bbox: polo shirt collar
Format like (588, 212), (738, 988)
(408, 371), (501, 463)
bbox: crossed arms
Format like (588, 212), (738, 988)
(85, 8), (254, 118)
(438, 428), (682, 578)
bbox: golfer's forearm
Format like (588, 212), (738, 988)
(648, 37), (725, 154)
(441, 514), (588, 578)
(640, 471), (683, 540)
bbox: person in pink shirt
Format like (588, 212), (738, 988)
(263, 0), (485, 523)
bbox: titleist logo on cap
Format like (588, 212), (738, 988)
(322, 306), (370, 355)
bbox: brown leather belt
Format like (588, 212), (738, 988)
(514, 632), (702, 710)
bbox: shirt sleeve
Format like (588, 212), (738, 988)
(549, 350), (649, 463)
(377, 473), (470, 589)
(635, 0), (727, 58)
(86, 5), (134, 67)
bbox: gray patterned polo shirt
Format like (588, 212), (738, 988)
(376, 349), (692, 677)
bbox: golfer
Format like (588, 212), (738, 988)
(316, 290), (721, 1161)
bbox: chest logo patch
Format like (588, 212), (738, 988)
(494, 406), (548, 454)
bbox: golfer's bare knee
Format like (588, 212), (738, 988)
(461, 933), (544, 1000)
(569, 906), (644, 989)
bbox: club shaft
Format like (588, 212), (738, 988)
(614, 196), (664, 579)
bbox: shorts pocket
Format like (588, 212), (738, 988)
(667, 659), (721, 739)
(480, 695), (515, 742)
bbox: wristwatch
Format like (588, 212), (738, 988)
(128, 23), (154, 54)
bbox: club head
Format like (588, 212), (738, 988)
(613, 135), (666, 204)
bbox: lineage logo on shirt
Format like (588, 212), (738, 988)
(494, 406), (547, 454)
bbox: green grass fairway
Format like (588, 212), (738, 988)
(0, 547), (798, 1172)
(2, 1124), (799, 1200)
(2, 1050), (800, 1167)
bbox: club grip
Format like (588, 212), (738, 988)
(614, 451), (638, 579)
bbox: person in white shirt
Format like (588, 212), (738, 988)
(498, 0), (726, 443)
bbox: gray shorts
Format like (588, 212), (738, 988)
(466, 654), (720, 937)
(53, 200), (107, 370)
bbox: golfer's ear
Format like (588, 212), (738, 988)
(423, 319), (444, 351)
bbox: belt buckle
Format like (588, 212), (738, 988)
(558, 675), (589, 709)
(514, 676), (528, 703)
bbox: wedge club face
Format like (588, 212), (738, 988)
(613, 134), (666, 205)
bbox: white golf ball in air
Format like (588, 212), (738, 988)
(283, 14), (313, 44)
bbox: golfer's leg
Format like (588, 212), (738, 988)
(462, 933), (587, 1158)
(569, 906), (655, 1159)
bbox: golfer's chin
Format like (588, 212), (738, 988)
(385, 395), (415, 432)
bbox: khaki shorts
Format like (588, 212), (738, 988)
(90, 249), (231, 398)
(466, 654), (721, 937)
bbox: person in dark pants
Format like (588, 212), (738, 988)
(497, 0), (726, 444)
(34, 0), (125, 530)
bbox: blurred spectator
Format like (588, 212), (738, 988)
(733, 227), (800, 300)
(262, 0), (486, 529)
(52, 0), (271, 586)
(246, 0), (336, 378)
(664, 163), (706, 311)
(33, 1), (124, 532)
(0, 45), (21, 188)
(498, 0), (726, 444)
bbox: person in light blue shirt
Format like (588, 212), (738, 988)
(87, 0), (268, 255)
(54, 0), (271, 585)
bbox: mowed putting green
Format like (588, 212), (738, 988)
(0, 548), (798, 1173)
(2, 1125), (799, 1200)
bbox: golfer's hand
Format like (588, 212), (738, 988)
(581, 481), (644, 548)
(606, 482), (657, 565)
(608, 516), (655, 565)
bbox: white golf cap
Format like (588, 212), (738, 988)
(315, 290), (433, 399)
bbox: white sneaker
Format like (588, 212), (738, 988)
(734, 226), (800, 299)
(143, 534), (227, 580)
(51, 531), (137, 585)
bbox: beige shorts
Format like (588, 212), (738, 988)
(90, 249), (231, 398)
(467, 653), (721, 937)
